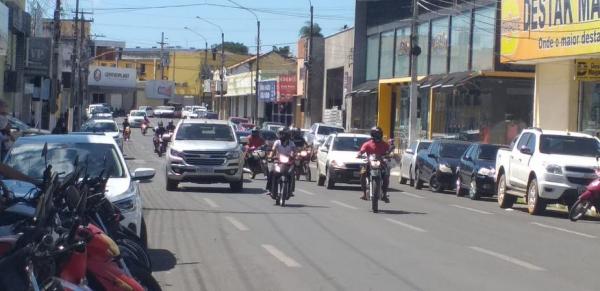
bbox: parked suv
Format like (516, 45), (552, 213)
(165, 120), (244, 192)
(306, 123), (345, 150)
(414, 139), (471, 192)
(496, 129), (600, 215)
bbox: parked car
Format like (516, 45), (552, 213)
(90, 107), (113, 119)
(399, 140), (432, 186)
(306, 123), (345, 149)
(456, 143), (506, 200)
(8, 116), (50, 137)
(154, 106), (175, 117)
(127, 110), (147, 127)
(138, 106), (155, 117)
(79, 119), (124, 151)
(316, 133), (371, 189)
(4, 134), (155, 245)
(495, 129), (600, 215)
(165, 119), (244, 192)
(414, 139), (471, 192)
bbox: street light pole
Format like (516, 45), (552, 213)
(408, 0), (421, 146)
(196, 16), (226, 119)
(305, 1), (314, 127)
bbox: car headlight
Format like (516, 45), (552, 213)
(170, 148), (184, 161)
(226, 151), (241, 159)
(331, 160), (346, 168)
(477, 167), (496, 177)
(545, 164), (563, 175)
(113, 183), (138, 213)
(439, 164), (453, 173)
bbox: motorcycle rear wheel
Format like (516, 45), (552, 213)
(372, 178), (381, 213)
(569, 199), (591, 222)
(128, 260), (162, 291)
(280, 180), (287, 207)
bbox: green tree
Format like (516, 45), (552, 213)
(299, 21), (323, 37)
(215, 42), (249, 55)
(272, 46), (291, 57)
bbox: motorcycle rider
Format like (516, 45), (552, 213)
(357, 127), (391, 203)
(153, 121), (166, 153)
(246, 129), (266, 170)
(291, 128), (308, 148)
(166, 120), (176, 132)
(266, 128), (296, 196)
(122, 118), (130, 132)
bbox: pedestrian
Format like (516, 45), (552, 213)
(52, 115), (68, 134)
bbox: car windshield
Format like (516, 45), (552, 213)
(130, 111), (145, 117)
(478, 145), (502, 160)
(539, 135), (600, 157)
(317, 126), (344, 135)
(81, 122), (118, 133)
(176, 123), (235, 141)
(157, 106), (174, 110)
(5, 142), (125, 180)
(260, 131), (277, 140)
(417, 142), (431, 151)
(439, 143), (469, 158)
(333, 137), (370, 151)
(93, 107), (111, 113)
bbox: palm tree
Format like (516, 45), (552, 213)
(299, 21), (323, 37)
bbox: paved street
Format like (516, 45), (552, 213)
(124, 123), (600, 291)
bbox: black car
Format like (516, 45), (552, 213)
(414, 139), (471, 192)
(456, 143), (506, 200)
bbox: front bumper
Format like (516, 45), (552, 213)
(475, 175), (496, 196)
(112, 194), (143, 237)
(538, 173), (594, 201)
(435, 171), (457, 188)
(330, 166), (362, 184)
(166, 158), (243, 183)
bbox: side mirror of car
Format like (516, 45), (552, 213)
(131, 168), (156, 181)
(519, 146), (532, 155)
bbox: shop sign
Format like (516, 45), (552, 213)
(145, 80), (175, 99)
(0, 3), (8, 56)
(87, 66), (137, 88)
(576, 60), (600, 81)
(27, 37), (51, 71)
(258, 80), (277, 102)
(501, 0), (600, 62)
(277, 74), (297, 103)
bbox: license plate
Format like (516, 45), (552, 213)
(353, 172), (361, 177)
(196, 167), (212, 173)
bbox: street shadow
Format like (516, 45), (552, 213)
(178, 185), (266, 195)
(124, 156), (136, 161)
(330, 185), (362, 191)
(509, 205), (600, 221)
(148, 249), (177, 272)
(378, 209), (427, 215)
(282, 204), (330, 209)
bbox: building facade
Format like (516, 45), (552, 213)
(323, 27), (354, 129)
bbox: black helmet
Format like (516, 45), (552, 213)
(278, 128), (290, 141)
(370, 126), (383, 142)
(158, 121), (164, 127)
(251, 128), (260, 137)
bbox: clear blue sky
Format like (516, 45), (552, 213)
(68, 0), (355, 56)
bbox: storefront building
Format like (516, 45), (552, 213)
(500, 0), (600, 135)
(353, 0), (535, 147)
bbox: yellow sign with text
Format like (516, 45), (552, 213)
(576, 59), (600, 80)
(501, 0), (600, 63)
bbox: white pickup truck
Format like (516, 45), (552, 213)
(495, 128), (600, 215)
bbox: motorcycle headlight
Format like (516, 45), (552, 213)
(279, 155), (290, 164)
(226, 151), (241, 159)
(275, 164), (282, 173)
(170, 148), (184, 161)
(300, 151), (308, 157)
(331, 160), (346, 168)
(545, 164), (563, 175)
(439, 164), (453, 173)
(477, 167), (496, 177)
(113, 183), (138, 213)
(369, 160), (381, 168)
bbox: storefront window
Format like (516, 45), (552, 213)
(450, 12), (471, 72)
(366, 34), (380, 80)
(379, 31), (395, 79)
(580, 81), (600, 136)
(430, 17), (449, 74)
(417, 22), (430, 76)
(472, 6), (495, 71)
(395, 27), (410, 77)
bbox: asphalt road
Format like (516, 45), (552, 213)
(123, 121), (600, 291)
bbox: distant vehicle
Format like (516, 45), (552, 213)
(204, 111), (219, 119)
(228, 117), (250, 125)
(414, 139), (471, 192)
(138, 106), (155, 117)
(79, 119), (123, 151)
(262, 121), (284, 129)
(306, 123), (345, 149)
(239, 123), (256, 131)
(399, 140), (432, 186)
(456, 143), (506, 200)
(183, 106), (207, 118)
(495, 129), (600, 215)
(236, 131), (251, 145)
(154, 106), (175, 117)
(91, 107), (113, 119)
(316, 133), (371, 189)
(266, 124), (285, 132)
(127, 110), (147, 128)
(8, 116), (50, 137)
(86, 103), (109, 118)
(259, 130), (278, 149)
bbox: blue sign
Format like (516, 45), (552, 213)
(258, 80), (277, 102)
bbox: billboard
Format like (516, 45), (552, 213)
(576, 59), (600, 81)
(88, 66), (136, 88)
(27, 38), (52, 71)
(0, 3), (8, 56)
(277, 74), (297, 103)
(500, 0), (600, 63)
(145, 80), (176, 99)
(258, 80), (277, 102)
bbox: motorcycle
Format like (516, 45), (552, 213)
(271, 154), (295, 207)
(363, 154), (388, 213)
(123, 126), (131, 141)
(154, 132), (172, 157)
(569, 175), (600, 221)
(141, 122), (149, 135)
(245, 145), (269, 179)
(295, 149), (312, 181)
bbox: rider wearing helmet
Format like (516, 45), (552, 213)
(153, 121), (166, 153)
(166, 120), (176, 132)
(266, 128), (296, 196)
(291, 128), (307, 148)
(247, 128), (265, 151)
(357, 127), (391, 202)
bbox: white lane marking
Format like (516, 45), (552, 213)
(225, 216), (249, 231)
(331, 200), (358, 210)
(262, 244), (302, 268)
(400, 192), (425, 199)
(450, 204), (493, 215)
(385, 218), (427, 232)
(531, 222), (597, 239)
(297, 189), (316, 196)
(203, 198), (219, 208)
(469, 246), (546, 271)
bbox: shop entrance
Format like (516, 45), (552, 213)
(579, 81), (600, 136)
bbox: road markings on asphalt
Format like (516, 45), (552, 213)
(385, 218), (427, 232)
(469, 246), (546, 271)
(203, 198), (219, 208)
(331, 200), (358, 210)
(297, 189), (316, 196)
(400, 192), (425, 199)
(225, 216), (249, 231)
(450, 204), (493, 215)
(262, 244), (302, 268)
(531, 222), (597, 239)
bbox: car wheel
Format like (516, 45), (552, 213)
(527, 178), (546, 215)
(230, 180), (244, 192)
(497, 173), (516, 208)
(408, 166), (415, 187)
(414, 169), (423, 190)
(469, 178), (480, 200)
(325, 167), (335, 189)
(166, 178), (179, 191)
(455, 177), (466, 197)
(429, 174), (443, 193)
(140, 217), (148, 249)
(317, 163), (326, 186)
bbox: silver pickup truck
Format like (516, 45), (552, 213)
(165, 119), (245, 192)
(495, 128), (600, 215)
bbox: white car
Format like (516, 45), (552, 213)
(90, 107), (113, 119)
(128, 110), (147, 128)
(316, 133), (371, 189)
(4, 134), (156, 245)
(399, 140), (432, 186)
(187, 107), (208, 119)
(307, 123), (345, 150)
(154, 106), (175, 117)
(139, 106), (155, 117)
(86, 103), (108, 119)
(80, 119), (124, 151)
(183, 106), (207, 118)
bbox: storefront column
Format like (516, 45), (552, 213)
(377, 83), (392, 138)
(534, 61), (579, 131)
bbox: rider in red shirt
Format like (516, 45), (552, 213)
(357, 127), (391, 203)
(246, 129), (265, 151)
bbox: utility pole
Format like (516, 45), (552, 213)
(408, 0), (421, 146)
(78, 11), (89, 128)
(69, 0), (79, 130)
(254, 20), (260, 124)
(220, 32), (225, 119)
(50, 0), (61, 117)
(158, 32), (166, 80)
(305, 4), (314, 126)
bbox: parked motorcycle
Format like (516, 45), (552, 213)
(271, 154), (295, 207)
(569, 177), (600, 221)
(295, 149), (312, 181)
(124, 126), (131, 141)
(245, 145), (269, 179)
